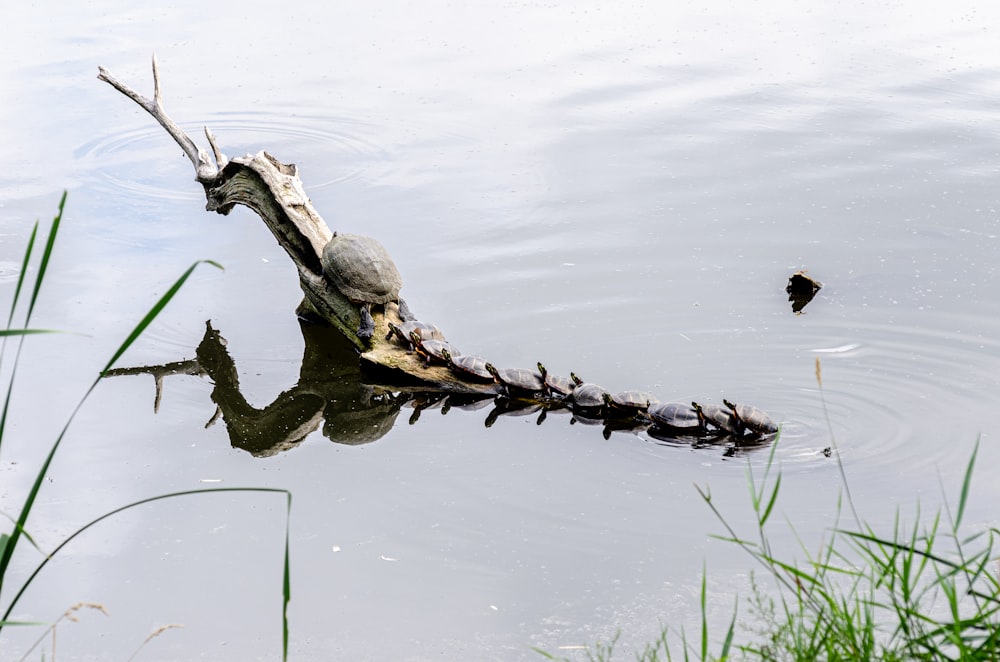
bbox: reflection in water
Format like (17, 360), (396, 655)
(106, 319), (775, 457)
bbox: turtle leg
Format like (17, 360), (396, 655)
(357, 304), (375, 340)
(397, 298), (416, 322)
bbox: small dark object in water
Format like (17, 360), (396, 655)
(786, 270), (822, 314)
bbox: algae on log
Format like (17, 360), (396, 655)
(98, 57), (495, 395)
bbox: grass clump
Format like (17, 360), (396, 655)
(540, 361), (1000, 661)
(0, 194), (292, 660)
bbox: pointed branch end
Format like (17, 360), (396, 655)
(205, 127), (229, 169)
(151, 54), (162, 108)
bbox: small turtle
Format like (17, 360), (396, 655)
(570, 376), (610, 410)
(692, 402), (736, 433)
(386, 320), (445, 349)
(409, 331), (458, 367)
(441, 348), (493, 382)
(603, 390), (657, 415)
(484, 363), (546, 397)
(724, 399), (779, 437)
(536, 363), (582, 398)
(321, 232), (413, 340)
(648, 401), (704, 431)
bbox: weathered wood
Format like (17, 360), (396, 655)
(98, 57), (497, 394)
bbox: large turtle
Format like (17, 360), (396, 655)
(322, 232), (413, 340)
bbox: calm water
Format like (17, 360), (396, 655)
(2, 2), (1000, 660)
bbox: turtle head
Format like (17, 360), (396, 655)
(536, 362), (548, 379)
(408, 330), (423, 347)
(484, 363), (501, 381)
(570, 372), (584, 385)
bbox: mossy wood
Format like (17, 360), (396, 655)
(98, 57), (496, 395)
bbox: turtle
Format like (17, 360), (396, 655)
(321, 232), (413, 340)
(723, 399), (779, 437)
(441, 348), (493, 382)
(603, 390), (657, 415)
(409, 331), (458, 367)
(386, 320), (445, 349)
(484, 363), (546, 397)
(647, 401), (704, 431)
(569, 376), (610, 410)
(536, 362), (582, 398)
(692, 401), (736, 433)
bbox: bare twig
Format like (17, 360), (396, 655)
(97, 55), (221, 184)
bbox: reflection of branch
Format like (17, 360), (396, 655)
(105, 319), (775, 458)
(104, 360), (204, 413)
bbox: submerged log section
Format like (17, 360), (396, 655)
(98, 58), (492, 394)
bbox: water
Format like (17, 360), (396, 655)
(2, 2), (999, 660)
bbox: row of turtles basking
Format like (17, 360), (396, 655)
(386, 320), (779, 440)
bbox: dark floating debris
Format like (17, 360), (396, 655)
(786, 270), (823, 314)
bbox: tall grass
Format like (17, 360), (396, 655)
(0, 194), (292, 660)
(538, 362), (1000, 661)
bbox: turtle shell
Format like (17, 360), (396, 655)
(321, 233), (403, 304)
(724, 400), (778, 436)
(571, 382), (609, 409)
(604, 390), (656, 412)
(536, 363), (580, 398)
(386, 320), (445, 347)
(693, 402), (736, 433)
(411, 334), (458, 365)
(485, 364), (545, 394)
(443, 350), (493, 381)
(648, 402), (703, 430)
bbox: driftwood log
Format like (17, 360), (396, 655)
(98, 57), (495, 394)
(97, 58), (780, 454)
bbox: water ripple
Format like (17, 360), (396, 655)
(73, 112), (390, 203)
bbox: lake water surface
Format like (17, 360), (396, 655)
(2, 2), (999, 660)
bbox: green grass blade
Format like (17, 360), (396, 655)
(100, 259), (223, 375)
(0, 220), (43, 460)
(719, 596), (737, 660)
(24, 191), (66, 325)
(0, 260), (222, 603)
(1, 197), (68, 461)
(4, 222), (37, 330)
(281, 491), (292, 662)
(955, 437), (979, 530)
(1, 488), (291, 629)
(759, 472), (782, 528)
(0, 330), (61, 337)
(700, 566), (708, 661)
